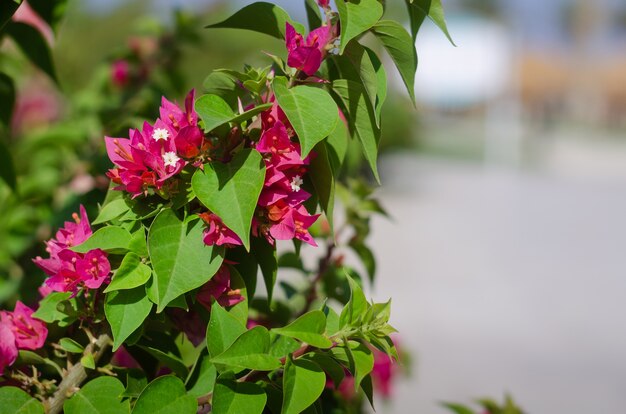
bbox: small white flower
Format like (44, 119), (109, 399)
(162, 151), (180, 168)
(152, 128), (170, 141)
(290, 175), (303, 192)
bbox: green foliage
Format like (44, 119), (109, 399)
(132, 376), (197, 414)
(192, 149), (266, 250)
(273, 77), (339, 158)
(148, 208), (223, 311)
(0, 386), (44, 414)
(406, 0), (455, 44)
(282, 356), (326, 414)
(105, 286), (153, 350)
(63, 377), (130, 414)
(6, 22), (57, 83)
(212, 374), (266, 414)
(335, 0), (384, 54)
(104, 253), (152, 293)
(72, 226), (132, 254)
(272, 310), (332, 348)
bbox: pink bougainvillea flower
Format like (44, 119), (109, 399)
(199, 213), (243, 247)
(111, 59), (131, 87)
(317, 0), (330, 8)
(159, 89), (198, 131)
(0, 322), (18, 373)
(256, 121), (292, 155)
(76, 249), (111, 289)
(1, 302), (48, 351)
(197, 265), (244, 308)
(269, 205), (319, 246)
(111, 346), (141, 369)
(285, 22), (333, 76)
(168, 308), (206, 347)
(371, 337), (400, 398)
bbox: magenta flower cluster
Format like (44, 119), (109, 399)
(0, 302), (48, 373)
(33, 206), (110, 294)
(105, 91), (204, 198)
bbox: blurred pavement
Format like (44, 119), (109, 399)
(369, 137), (626, 413)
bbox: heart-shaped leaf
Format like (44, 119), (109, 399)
(192, 149), (265, 250)
(335, 0), (383, 54)
(105, 286), (152, 351)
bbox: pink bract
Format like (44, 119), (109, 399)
(285, 23), (333, 76)
(1, 302), (48, 351)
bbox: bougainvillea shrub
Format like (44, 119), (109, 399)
(0, 1), (460, 413)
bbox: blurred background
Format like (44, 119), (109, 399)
(2, 0), (626, 412)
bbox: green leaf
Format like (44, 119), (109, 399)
(371, 20), (418, 104)
(282, 356), (326, 414)
(27, 0), (67, 30)
(211, 326), (281, 372)
(64, 377), (129, 414)
(326, 117), (348, 174)
(309, 141), (335, 233)
(303, 353), (345, 389)
(0, 140), (16, 191)
(0, 386), (44, 414)
(273, 77), (339, 158)
(32, 292), (76, 326)
(148, 208), (224, 312)
(128, 226), (149, 257)
(0, 1), (21, 33)
(132, 376), (196, 414)
(207, 301), (247, 358)
(195, 94), (232, 132)
(406, 0), (455, 44)
(59, 338), (84, 354)
(122, 369), (148, 398)
(205, 2), (305, 39)
(250, 236), (277, 302)
(361, 374), (375, 410)
(331, 79), (380, 182)
(335, 0), (383, 54)
(339, 274), (368, 328)
(332, 41), (379, 125)
(442, 403), (476, 414)
(93, 198), (130, 225)
(346, 340), (374, 390)
(80, 353), (95, 369)
(71, 226), (132, 254)
(104, 253), (151, 293)
(226, 266), (249, 325)
(192, 149), (265, 250)
(304, 0), (322, 30)
(105, 286), (152, 351)
(0, 72), (15, 127)
(364, 46), (388, 123)
(272, 310), (332, 349)
(186, 350), (217, 398)
(212, 375), (266, 414)
(6, 22), (57, 82)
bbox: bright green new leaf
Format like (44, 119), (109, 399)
(80, 353), (95, 370)
(339, 274), (369, 328)
(406, 0), (455, 44)
(192, 149), (265, 250)
(105, 286), (152, 351)
(272, 310), (332, 349)
(273, 77), (339, 158)
(148, 208), (224, 312)
(59, 338), (84, 354)
(205, 2), (305, 39)
(335, 0), (383, 54)
(132, 376), (196, 414)
(6, 22), (57, 83)
(0, 386), (44, 414)
(186, 350), (217, 398)
(93, 198), (130, 225)
(309, 141), (335, 234)
(104, 253), (151, 293)
(71, 226), (132, 254)
(331, 79), (380, 182)
(212, 375), (266, 414)
(0, 141), (16, 191)
(347, 340), (374, 390)
(32, 292), (76, 327)
(207, 301), (247, 358)
(281, 356), (326, 414)
(211, 326), (281, 371)
(64, 377), (129, 414)
(371, 20), (418, 104)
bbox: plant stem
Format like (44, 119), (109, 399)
(45, 333), (112, 414)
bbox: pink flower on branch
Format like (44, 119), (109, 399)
(197, 265), (244, 308)
(199, 213), (243, 247)
(285, 22), (333, 76)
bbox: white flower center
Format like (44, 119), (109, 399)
(152, 128), (170, 141)
(290, 175), (303, 192)
(162, 151), (180, 168)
